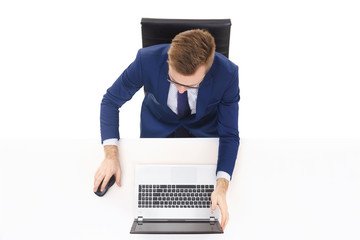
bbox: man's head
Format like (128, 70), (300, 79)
(168, 29), (216, 93)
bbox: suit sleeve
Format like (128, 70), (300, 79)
(216, 66), (240, 179)
(100, 50), (143, 143)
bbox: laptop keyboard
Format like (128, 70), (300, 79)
(138, 184), (214, 208)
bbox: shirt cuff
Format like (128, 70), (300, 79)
(102, 138), (119, 146)
(216, 171), (231, 182)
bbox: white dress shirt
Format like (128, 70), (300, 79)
(103, 83), (231, 181)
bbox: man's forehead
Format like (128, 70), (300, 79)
(169, 64), (206, 78)
(169, 72), (205, 87)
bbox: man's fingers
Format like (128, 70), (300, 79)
(93, 175), (104, 192)
(94, 156), (121, 192)
(220, 208), (226, 229)
(220, 212), (227, 230)
(94, 168), (104, 187)
(211, 194), (217, 210)
(211, 192), (230, 231)
(101, 175), (111, 192)
(217, 198), (228, 231)
(115, 169), (121, 187)
(221, 212), (229, 231)
(225, 214), (229, 230)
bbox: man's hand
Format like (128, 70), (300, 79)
(211, 178), (229, 231)
(93, 145), (121, 192)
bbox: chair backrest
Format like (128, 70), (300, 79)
(141, 18), (231, 58)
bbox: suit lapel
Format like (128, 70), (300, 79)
(196, 71), (213, 120)
(158, 62), (178, 117)
(158, 62), (170, 105)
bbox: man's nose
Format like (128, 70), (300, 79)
(177, 86), (188, 94)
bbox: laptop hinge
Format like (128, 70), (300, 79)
(210, 216), (215, 225)
(137, 216), (143, 225)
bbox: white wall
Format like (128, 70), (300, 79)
(0, 0), (359, 141)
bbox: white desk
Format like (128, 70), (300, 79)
(0, 138), (359, 240)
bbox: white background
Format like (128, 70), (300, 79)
(1, 1), (360, 240)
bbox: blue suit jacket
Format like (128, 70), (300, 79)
(100, 44), (240, 178)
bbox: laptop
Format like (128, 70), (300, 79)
(130, 164), (223, 234)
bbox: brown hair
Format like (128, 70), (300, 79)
(168, 29), (216, 75)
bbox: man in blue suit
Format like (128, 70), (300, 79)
(94, 29), (240, 230)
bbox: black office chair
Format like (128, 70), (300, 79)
(141, 18), (231, 58)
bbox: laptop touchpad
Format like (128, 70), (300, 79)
(171, 167), (197, 183)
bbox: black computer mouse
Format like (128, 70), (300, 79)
(94, 175), (116, 197)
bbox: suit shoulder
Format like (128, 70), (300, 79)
(138, 44), (170, 61)
(211, 52), (238, 74)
